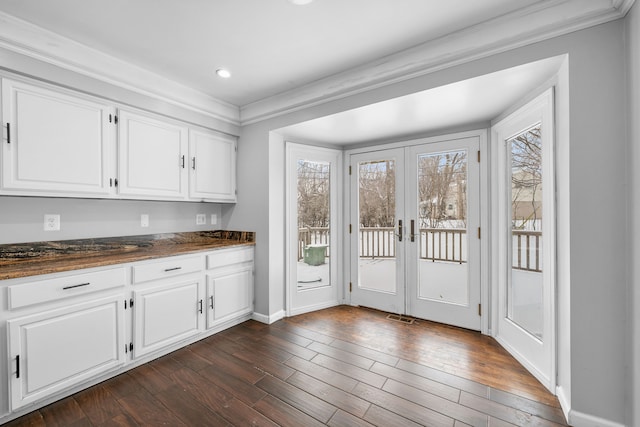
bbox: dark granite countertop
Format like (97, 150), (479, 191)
(0, 230), (255, 281)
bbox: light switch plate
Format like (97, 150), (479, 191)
(141, 214), (149, 227)
(196, 214), (206, 225)
(44, 214), (60, 231)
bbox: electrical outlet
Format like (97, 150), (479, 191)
(141, 214), (149, 227)
(210, 214), (217, 225)
(44, 214), (60, 231)
(196, 214), (206, 225)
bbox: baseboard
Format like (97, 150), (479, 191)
(252, 310), (285, 324)
(556, 385), (571, 423)
(287, 301), (339, 317)
(569, 410), (626, 427)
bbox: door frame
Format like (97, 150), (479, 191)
(490, 88), (557, 393)
(345, 130), (490, 334)
(285, 142), (343, 317)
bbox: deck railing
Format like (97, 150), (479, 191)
(420, 228), (466, 263)
(298, 227), (542, 272)
(512, 230), (542, 272)
(298, 227), (330, 260)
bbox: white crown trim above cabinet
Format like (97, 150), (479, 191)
(1, 76), (237, 203)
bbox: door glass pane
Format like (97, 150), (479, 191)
(416, 150), (469, 305)
(358, 160), (396, 293)
(297, 160), (330, 290)
(508, 124), (543, 340)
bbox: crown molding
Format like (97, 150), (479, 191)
(0, 12), (240, 126)
(240, 0), (634, 125)
(0, 0), (634, 128)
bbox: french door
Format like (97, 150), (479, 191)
(349, 136), (481, 330)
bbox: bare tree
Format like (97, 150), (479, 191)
(510, 125), (542, 230)
(297, 160), (330, 228)
(358, 160), (396, 227)
(418, 152), (467, 228)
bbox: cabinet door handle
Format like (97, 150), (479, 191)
(198, 299), (203, 314)
(5, 123), (10, 144)
(181, 155), (185, 169)
(192, 157), (196, 170)
(62, 282), (91, 290)
(209, 295), (214, 309)
(16, 355), (20, 379)
(164, 267), (182, 272)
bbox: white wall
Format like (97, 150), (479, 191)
(626, 2), (640, 426)
(0, 197), (222, 244)
(228, 20), (629, 425)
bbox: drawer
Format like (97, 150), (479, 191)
(133, 255), (201, 284)
(8, 268), (126, 310)
(207, 247), (254, 270)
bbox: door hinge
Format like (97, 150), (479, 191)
(478, 304), (482, 316)
(477, 227), (481, 239)
(477, 150), (481, 163)
(349, 282), (352, 292)
(349, 224), (352, 234)
(349, 165), (352, 175)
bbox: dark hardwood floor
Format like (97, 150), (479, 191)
(4, 306), (568, 426)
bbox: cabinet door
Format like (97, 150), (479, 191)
(7, 295), (125, 410)
(133, 279), (202, 358)
(206, 266), (253, 329)
(189, 129), (236, 202)
(1, 79), (114, 196)
(118, 109), (188, 200)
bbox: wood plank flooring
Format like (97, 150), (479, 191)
(4, 306), (568, 426)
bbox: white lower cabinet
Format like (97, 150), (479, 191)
(1, 245), (253, 422)
(132, 277), (203, 359)
(206, 247), (254, 329)
(207, 266), (253, 328)
(7, 295), (126, 410)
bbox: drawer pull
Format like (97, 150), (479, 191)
(198, 299), (203, 314)
(164, 267), (182, 272)
(62, 282), (91, 290)
(209, 295), (214, 309)
(16, 355), (20, 379)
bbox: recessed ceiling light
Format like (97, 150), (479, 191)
(216, 68), (231, 79)
(288, 0), (313, 5)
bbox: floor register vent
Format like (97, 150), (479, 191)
(386, 314), (415, 324)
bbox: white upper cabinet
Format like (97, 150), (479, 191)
(0, 76), (238, 202)
(117, 108), (188, 200)
(189, 129), (237, 202)
(1, 78), (114, 196)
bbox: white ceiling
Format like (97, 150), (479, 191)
(278, 56), (564, 145)
(0, 1), (628, 145)
(0, 0), (544, 107)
